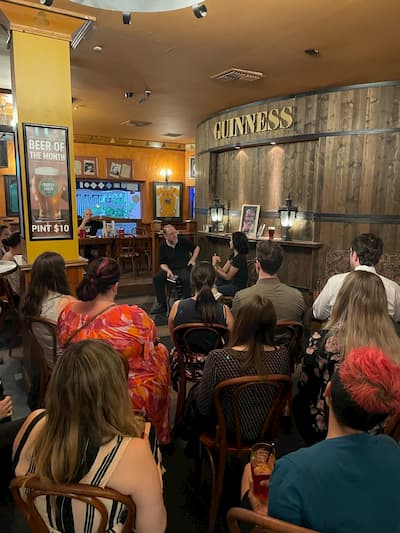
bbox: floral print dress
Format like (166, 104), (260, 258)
(58, 303), (171, 443)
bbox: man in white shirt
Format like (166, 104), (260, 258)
(313, 233), (400, 321)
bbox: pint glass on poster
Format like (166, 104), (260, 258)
(33, 166), (64, 221)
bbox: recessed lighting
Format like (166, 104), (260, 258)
(93, 45), (103, 53)
(270, 141), (276, 145)
(304, 48), (319, 57)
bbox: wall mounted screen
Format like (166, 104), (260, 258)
(76, 180), (141, 219)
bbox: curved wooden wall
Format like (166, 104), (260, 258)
(195, 82), (400, 288)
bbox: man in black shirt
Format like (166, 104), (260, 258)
(151, 224), (200, 314)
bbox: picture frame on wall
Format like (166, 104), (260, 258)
(153, 181), (183, 221)
(189, 156), (196, 178)
(239, 204), (260, 239)
(74, 156), (98, 178)
(4, 175), (19, 216)
(23, 123), (73, 241)
(106, 158), (133, 179)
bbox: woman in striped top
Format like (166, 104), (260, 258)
(12, 339), (166, 533)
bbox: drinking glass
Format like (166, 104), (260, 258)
(268, 226), (275, 240)
(250, 442), (276, 502)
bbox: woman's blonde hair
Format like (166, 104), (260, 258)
(30, 339), (142, 484)
(326, 270), (400, 364)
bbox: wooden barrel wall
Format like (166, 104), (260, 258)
(195, 82), (400, 289)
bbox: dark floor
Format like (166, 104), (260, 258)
(0, 292), (304, 533)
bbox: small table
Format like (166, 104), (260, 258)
(79, 237), (114, 258)
(0, 261), (18, 276)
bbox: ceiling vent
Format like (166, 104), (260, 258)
(121, 120), (152, 127)
(163, 132), (183, 137)
(210, 68), (264, 82)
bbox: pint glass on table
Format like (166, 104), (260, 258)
(34, 166), (64, 220)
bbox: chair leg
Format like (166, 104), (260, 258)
(208, 447), (226, 532)
(172, 378), (186, 438)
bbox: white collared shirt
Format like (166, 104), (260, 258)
(313, 265), (400, 321)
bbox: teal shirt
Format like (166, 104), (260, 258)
(269, 434), (400, 533)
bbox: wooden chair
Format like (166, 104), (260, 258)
(134, 234), (152, 272)
(274, 321), (304, 373)
(114, 236), (139, 274)
(10, 476), (136, 533)
(171, 322), (229, 434)
(23, 316), (58, 409)
(200, 374), (291, 531)
(0, 276), (21, 357)
(227, 508), (320, 533)
(385, 413), (400, 442)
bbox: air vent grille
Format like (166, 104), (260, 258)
(121, 120), (152, 127)
(210, 68), (264, 82)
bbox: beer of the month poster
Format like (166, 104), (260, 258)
(23, 124), (73, 240)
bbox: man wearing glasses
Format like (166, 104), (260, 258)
(151, 224), (200, 314)
(313, 233), (400, 320)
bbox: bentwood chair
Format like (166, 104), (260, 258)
(10, 476), (136, 533)
(227, 508), (320, 533)
(200, 374), (291, 531)
(114, 236), (139, 275)
(274, 321), (304, 374)
(171, 322), (229, 435)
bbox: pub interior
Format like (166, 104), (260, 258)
(0, 1), (400, 532)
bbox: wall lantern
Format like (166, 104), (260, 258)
(209, 198), (225, 232)
(160, 168), (172, 184)
(278, 194), (298, 241)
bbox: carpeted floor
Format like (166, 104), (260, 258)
(0, 294), (304, 532)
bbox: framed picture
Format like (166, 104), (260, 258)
(4, 175), (19, 216)
(106, 158), (133, 179)
(22, 123), (73, 240)
(189, 156), (196, 178)
(239, 204), (260, 238)
(74, 156), (98, 177)
(153, 181), (183, 221)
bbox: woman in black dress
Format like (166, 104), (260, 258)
(212, 231), (249, 297)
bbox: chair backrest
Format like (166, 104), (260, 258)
(213, 374), (291, 448)
(172, 322), (229, 380)
(23, 316), (58, 408)
(227, 507), (320, 533)
(10, 476), (136, 533)
(385, 413), (400, 442)
(275, 320), (304, 372)
(115, 236), (136, 256)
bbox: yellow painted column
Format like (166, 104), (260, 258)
(0, 0), (95, 262)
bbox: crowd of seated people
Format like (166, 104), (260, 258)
(1, 228), (400, 533)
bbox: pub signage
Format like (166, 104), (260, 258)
(213, 105), (294, 140)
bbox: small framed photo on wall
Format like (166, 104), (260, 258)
(239, 204), (260, 239)
(189, 156), (196, 178)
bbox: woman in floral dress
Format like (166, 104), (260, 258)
(294, 270), (400, 444)
(58, 257), (171, 443)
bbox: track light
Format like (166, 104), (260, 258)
(40, 0), (53, 6)
(192, 3), (207, 18)
(122, 12), (131, 24)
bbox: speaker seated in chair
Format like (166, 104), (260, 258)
(12, 339), (166, 533)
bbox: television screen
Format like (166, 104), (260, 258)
(76, 180), (141, 219)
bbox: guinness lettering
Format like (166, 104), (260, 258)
(213, 105), (294, 140)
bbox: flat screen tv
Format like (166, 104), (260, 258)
(76, 179), (141, 219)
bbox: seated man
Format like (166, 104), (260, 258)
(151, 224), (200, 314)
(313, 232), (400, 321)
(78, 208), (103, 236)
(241, 345), (400, 533)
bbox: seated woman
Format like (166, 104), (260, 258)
(212, 231), (248, 297)
(241, 346), (400, 533)
(189, 294), (289, 439)
(2, 232), (22, 298)
(13, 339), (166, 533)
(294, 270), (400, 445)
(58, 257), (171, 444)
(21, 251), (76, 369)
(168, 261), (234, 385)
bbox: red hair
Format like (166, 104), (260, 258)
(339, 346), (400, 414)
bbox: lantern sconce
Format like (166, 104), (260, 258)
(209, 198), (225, 232)
(278, 194), (298, 241)
(160, 168), (172, 185)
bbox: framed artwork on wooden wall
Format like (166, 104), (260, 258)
(74, 156), (98, 177)
(239, 204), (260, 239)
(153, 181), (183, 221)
(189, 156), (196, 178)
(106, 158), (133, 179)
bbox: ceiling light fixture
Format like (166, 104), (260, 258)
(39, 0), (53, 6)
(304, 48), (320, 57)
(122, 12), (131, 24)
(192, 3), (207, 18)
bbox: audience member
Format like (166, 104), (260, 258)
(0, 224), (10, 258)
(241, 346), (400, 533)
(151, 224), (200, 314)
(58, 257), (171, 443)
(168, 261), (233, 386)
(232, 240), (305, 323)
(212, 231), (249, 297)
(294, 270), (400, 444)
(13, 340), (166, 533)
(187, 295), (289, 441)
(2, 232), (22, 297)
(313, 232), (400, 320)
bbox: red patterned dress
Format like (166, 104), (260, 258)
(58, 303), (171, 443)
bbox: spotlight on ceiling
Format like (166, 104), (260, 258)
(39, 0), (54, 5)
(124, 91), (134, 98)
(122, 12), (132, 24)
(192, 3), (207, 18)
